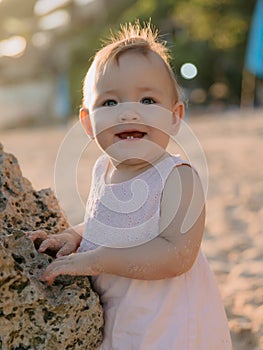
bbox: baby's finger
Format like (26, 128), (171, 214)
(38, 238), (61, 253)
(41, 258), (69, 285)
(26, 230), (48, 242)
(56, 242), (76, 257)
(41, 270), (57, 286)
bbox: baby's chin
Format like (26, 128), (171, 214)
(104, 146), (167, 168)
(99, 137), (169, 168)
(111, 158), (151, 167)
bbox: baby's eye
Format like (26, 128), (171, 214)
(140, 97), (156, 105)
(103, 99), (118, 107)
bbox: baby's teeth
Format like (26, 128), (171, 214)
(127, 136), (134, 139)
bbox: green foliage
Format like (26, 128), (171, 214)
(98, 0), (256, 105)
(0, 0), (257, 108)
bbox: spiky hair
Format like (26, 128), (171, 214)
(96, 20), (172, 67)
(83, 20), (180, 106)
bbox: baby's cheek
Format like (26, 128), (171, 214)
(95, 131), (112, 152)
(92, 120), (111, 138)
(90, 109), (117, 136)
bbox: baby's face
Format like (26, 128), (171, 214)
(81, 51), (183, 165)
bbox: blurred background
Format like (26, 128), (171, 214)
(1, 2), (263, 349)
(0, 0), (262, 128)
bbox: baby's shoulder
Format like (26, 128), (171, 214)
(170, 154), (190, 167)
(92, 154), (108, 176)
(154, 154), (192, 182)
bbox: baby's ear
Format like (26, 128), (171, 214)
(171, 102), (184, 135)
(79, 108), (94, 138)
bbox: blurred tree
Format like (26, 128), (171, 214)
(112, 0), (256, 105)
(68, 0), (256, 108)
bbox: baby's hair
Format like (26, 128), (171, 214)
(97, 21), (172, 68)
(83, 20), (181, 106)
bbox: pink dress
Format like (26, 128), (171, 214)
(78, 154), (232, 350)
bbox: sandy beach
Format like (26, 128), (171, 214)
(1, 108), (263, 349)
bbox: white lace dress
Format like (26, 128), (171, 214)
(78, 154), (232, 350)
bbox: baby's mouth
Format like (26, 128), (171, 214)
(115, 131), (147, 140)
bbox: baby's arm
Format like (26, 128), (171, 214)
(89, 165), (205, 279)
(41, 165), (205, 284)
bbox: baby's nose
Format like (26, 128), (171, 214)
(118, 110), (140, 122)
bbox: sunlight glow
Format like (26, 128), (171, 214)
(34, 0), (71, 16)
(0, 36), (27, 58)
(38, 10), (70, 30)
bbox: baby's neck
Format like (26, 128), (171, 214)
(105, 153), (169, 184)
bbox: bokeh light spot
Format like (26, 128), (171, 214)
(38, 10), (70, 30)
(209, 82), (229, 99)
(0, 36), (27, 58)
(190, 88), (207, 104)
(31, 32), (51, 48)
(180, 63), (198, 80)
(34, 0), (71, 16)
(74, 0), (96, 5)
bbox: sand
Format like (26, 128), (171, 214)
(1, 108), (263, 349)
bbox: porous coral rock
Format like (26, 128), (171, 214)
(0, 143), (68, 235)
(0, 143), (103, 349)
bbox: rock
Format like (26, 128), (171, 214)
(0, 143), (69, 235)
(0, 143), (103, 349)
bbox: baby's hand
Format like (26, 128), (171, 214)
(27, 229), (81, 258)
(40, 252), (98, 286)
